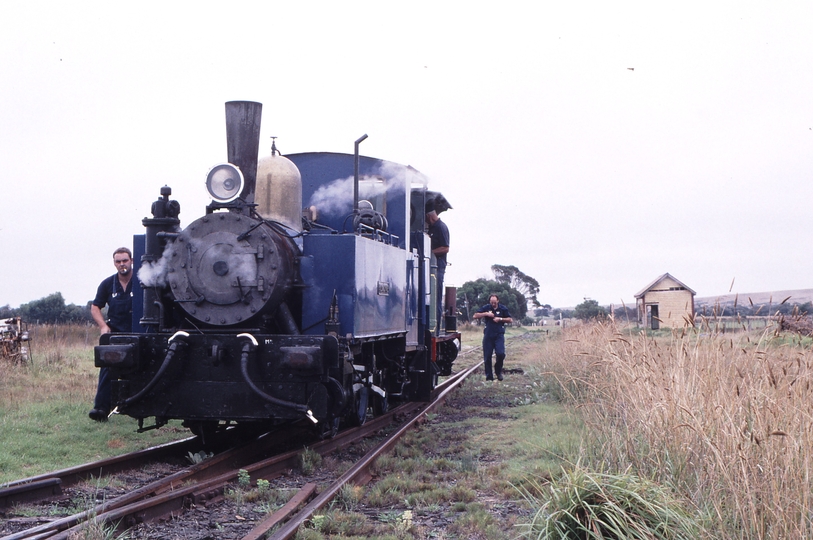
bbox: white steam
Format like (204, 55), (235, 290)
(308, 175), (356, 215)
(378, 161), (429, 190)
(307, 162), (430, 217)
(138, 242), (178, 288)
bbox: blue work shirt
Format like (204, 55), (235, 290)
(427, 218), (449, 271)
(93, 274), (135, 332)
(476, 303), (512, 337)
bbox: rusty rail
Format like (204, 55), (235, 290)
(248, 362), (480, 540)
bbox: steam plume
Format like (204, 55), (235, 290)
(138, 242), (178, 288)
(307, 162), (429, 216)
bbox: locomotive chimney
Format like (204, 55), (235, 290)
(225, 101), (263, 204)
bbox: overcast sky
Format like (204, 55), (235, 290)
(2, 2), (812, 310)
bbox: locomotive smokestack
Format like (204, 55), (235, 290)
(225, 101), (262, 204)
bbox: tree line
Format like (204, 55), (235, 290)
(0, 293), (92, 324)
(457, 264), (548, 326)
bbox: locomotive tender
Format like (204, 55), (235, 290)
(94, 101), (460, 438)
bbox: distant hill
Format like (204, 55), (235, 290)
(695, 289), (813, 307)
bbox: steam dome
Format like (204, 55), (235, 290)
(255, 150), (302, 232)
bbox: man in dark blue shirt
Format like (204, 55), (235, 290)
(88, 247), (136, 421)
(426, 209), (449, 332)
(473, 294), (513, 381)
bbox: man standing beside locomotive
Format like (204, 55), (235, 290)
(88, 247), (136, 422)
(473, 294), (513, 381)
(426, 206), (449, 332)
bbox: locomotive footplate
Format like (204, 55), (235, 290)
(97, 332), (344, 424)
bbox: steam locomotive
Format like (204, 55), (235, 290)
(94, 101), (460, 439)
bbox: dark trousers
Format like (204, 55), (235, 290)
(482, 333), (506, 379)
(94, 367), (111, 411)
(436, 267), (445, 333)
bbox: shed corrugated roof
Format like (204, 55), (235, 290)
(634, 272), (696, 298)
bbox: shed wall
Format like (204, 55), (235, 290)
(641, 290), (694, 327)
(637, 276), (694, 328)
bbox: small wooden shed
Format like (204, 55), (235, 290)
(635, 273), (696, 329)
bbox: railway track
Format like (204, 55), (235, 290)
(1, 358), (481, 540)
(0, 436), (199, 509)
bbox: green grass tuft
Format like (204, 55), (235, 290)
(518, 465), (701, 540)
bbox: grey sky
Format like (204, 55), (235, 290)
(1, 2), (811, 309)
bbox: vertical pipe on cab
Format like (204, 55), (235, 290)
(225, 101), (263, 204)
(353, 134), (368, 213)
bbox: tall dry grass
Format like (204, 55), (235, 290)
(538, 321), (813, 539)
(1, 323), (100, 411)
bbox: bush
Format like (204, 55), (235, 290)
(518, 465), (701, 539)
(573, 299), (607, 321)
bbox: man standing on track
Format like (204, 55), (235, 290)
(88, 247), (136, 422)
(473, 294), (513, 381)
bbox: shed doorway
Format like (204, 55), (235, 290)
(648, 305), (660, 330)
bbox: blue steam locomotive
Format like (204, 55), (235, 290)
(94, 101), (460, 438)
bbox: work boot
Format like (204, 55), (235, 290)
(88, 409), (109, 422)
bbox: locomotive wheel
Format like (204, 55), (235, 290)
(347, 386), (368, 427)
(372, 392), (389, 416)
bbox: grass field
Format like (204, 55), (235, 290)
(6, 320), (812, 538)
(0, 324), (187, 483)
